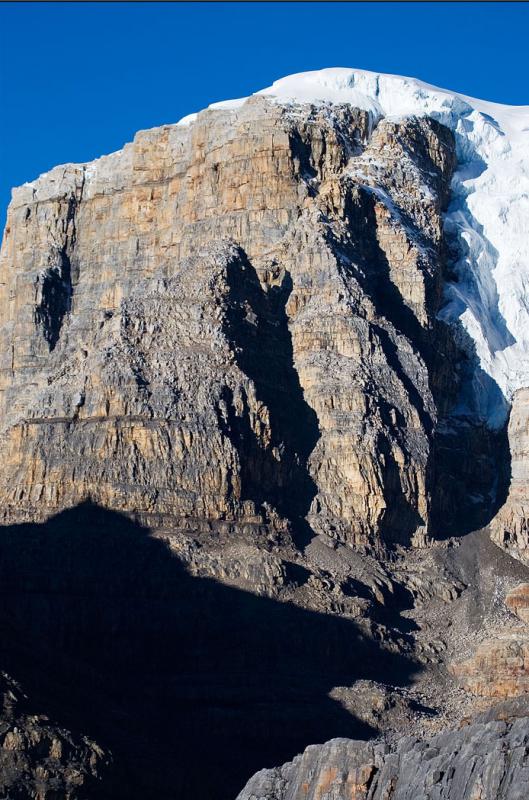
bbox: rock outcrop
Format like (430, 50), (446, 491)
(0, 673), (109, 799)
(451, 635), (529, 699)
(448, 579), (529, 701)
(506, 582), (529, 623)
(237, 721), (529, 800)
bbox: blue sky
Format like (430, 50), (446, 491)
(1, 2), (528, 220)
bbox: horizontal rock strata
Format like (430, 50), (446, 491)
(506, 583), (529, 623)
(1, 96), (503, 548)
(451, 635), (529, 698)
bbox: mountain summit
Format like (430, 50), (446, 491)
(1, 68), (529, 798)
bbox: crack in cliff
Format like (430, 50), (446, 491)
(34, 192), (80, 351)
(221, 248), (320, 549)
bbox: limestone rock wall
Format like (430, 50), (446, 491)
(451, 634), (529, 699)
(0, 97), (494, 548)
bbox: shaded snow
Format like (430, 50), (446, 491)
(178, 67), (529, 426)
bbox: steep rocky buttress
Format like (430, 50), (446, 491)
(1, 68), (528, 799)
(0, 97), (504, 545)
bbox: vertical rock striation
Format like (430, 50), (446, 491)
(237, 722), (529, 800)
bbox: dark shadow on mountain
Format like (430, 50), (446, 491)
(0, 503), (418, 799)
(341, 574), (420, 636)
(376, 425), (426, 547)
(428, 318), (511, 539)
(34, 194), (78, 351)
(326, 186), (436, 546)
(222, 248), (320, 550)
(34, 249), (73, 351)
(289, 129), (318, 190)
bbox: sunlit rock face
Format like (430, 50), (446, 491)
(0, 95), (483, 549)
(236, 721), (529, 800)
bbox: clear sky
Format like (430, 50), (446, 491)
(1, 2), (528, 221)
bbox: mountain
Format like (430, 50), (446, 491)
(0, 67), (528, 798)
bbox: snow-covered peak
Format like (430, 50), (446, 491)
(179, 66), (527, 131)
(179, 67), (529, 427)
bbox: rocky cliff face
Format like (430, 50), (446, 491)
(0, 95), (504, 550)
(491, 389), (529, 562)
(1, 69), (529, 799)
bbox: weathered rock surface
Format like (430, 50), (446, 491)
(451, 635), (529, 699)
(506, 582), (529, 623)
(237, 720), (529, 800)
(448, 579), (529, 702)
(0, 672), (109, 799)
(491, 389), (529, 563)
(0, 96), (501, 549)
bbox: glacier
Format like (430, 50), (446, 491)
(179, 67), (529, 427)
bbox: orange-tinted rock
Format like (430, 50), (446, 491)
(506, 583), (529, 623)
(0, 100), (458, 548)
(451, 635), (529, 698)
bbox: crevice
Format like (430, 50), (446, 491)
(220, 248), (320, 550)
(34, 249), (73, 351)
(34, 194), (79, 351)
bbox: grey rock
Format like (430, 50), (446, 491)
(237, 718), (529, 799)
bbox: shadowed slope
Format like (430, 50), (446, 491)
(0, 503), (417, 799)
